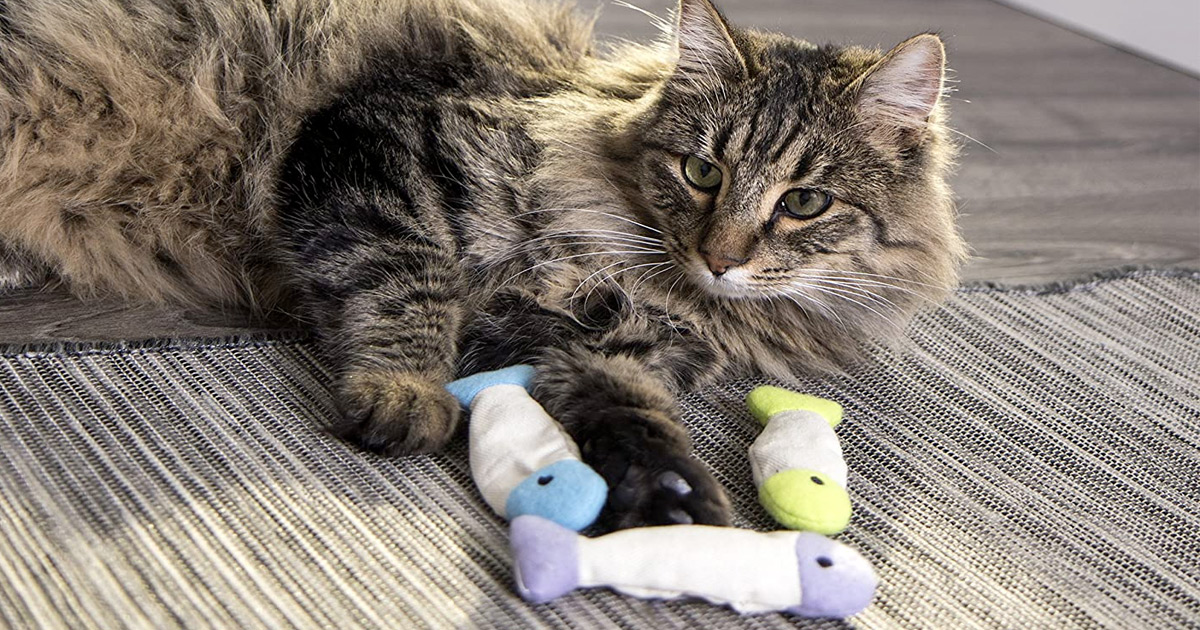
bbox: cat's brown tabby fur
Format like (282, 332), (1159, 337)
(0, 0), (966, 528)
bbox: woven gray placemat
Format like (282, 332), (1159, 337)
(1, 268), (1197, 629)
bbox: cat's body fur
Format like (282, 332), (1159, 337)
(0, 0), (965, 528)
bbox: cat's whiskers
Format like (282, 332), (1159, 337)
(483, 231), (664, 269)
(793, 271), (925, 298)
(778, 284), (869, 327)
(943, 126), (997, 154)
(524, 240), (664, 254)
(773, 287), (849, 334)
(501, 242), (665, 275)
(572, 259), (671, 304)
(757, 269), (906, 313)
(610, 259), (673, 285)
(799, 267), (945, 290)
(568, 259), (632, 303)
(570, 257), (645, 300)
(502, 233), (663, 260)
(779, 284), (904, 332)
(794, 279), (898, 314)
(502, 207), (664, 235)
(808, 283), (905, 326)
(628, 260), (676, 295)
(535, 229), (664, 247)
(662, 270), (687, 335)
(503, 248), (667, 285)
(494, 236), (666, 260)
(794, 269), (953, 313)
(790, 277), (903, 311)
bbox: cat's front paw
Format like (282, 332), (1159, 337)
(580, 408), (731, 530)
(332, 368), (461, 456)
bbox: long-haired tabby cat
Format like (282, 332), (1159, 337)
(0, 0), (965, 528)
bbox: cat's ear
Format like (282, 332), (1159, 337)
(851, 34), (946, 139)
(670, 0), (748, 89)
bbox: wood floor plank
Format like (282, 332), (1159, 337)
(0, 0), (1196, 342)
(959, 190), (1200, 283)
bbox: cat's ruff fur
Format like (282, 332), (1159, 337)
(0, 0), (965, 529)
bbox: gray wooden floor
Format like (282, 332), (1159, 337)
(1, 0), (1197, 343)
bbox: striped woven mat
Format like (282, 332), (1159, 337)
(1, 268), (1197, 629)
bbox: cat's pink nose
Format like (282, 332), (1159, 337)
(700, 250), (748, 276)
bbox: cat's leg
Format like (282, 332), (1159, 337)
(534, 325), (732, 530)
(287, 192), (467, 456)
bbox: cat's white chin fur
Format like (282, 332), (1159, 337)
(692, 267), (758, 300)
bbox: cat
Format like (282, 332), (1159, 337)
(0, 0), (966, 529)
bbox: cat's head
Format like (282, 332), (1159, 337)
(627, 0), (966, 329)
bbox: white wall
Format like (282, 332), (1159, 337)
(1001, 0), (1200, 75)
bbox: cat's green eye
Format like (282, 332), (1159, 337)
(780, 188), (834, 219)
(682, 155), (723, 191)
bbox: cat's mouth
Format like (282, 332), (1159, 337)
(685, 259), (761, 300)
